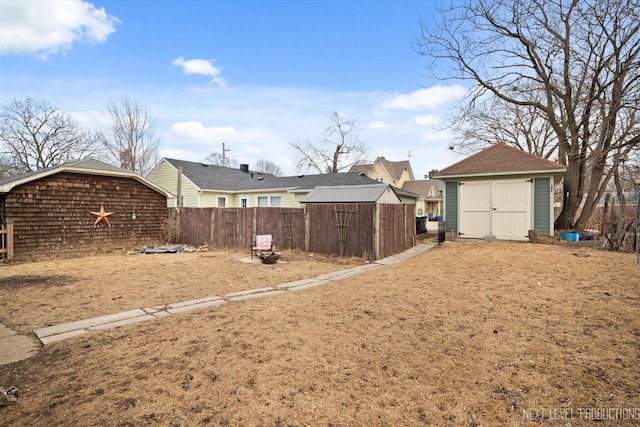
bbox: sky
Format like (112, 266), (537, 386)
(0, 0), (469, 178)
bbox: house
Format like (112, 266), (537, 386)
(401, 179), (443, 218)
(0, 158), (169, 257)
(348, 156), (415, 187)
(433, 143), (566, 241)
(148, 158), (385, 208)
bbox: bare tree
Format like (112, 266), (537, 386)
(417, 0), (640, 230)
(204, 152), (238, 168)
(99, 97), (160, 177)
(451, 97), (558, 159)
(254, 159), (282, 176)
(0, 98), (100, 174)
(289, 112), (369, 173)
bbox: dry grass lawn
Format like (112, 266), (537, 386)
(1, 240), (639, 426)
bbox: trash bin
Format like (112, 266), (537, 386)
(438, 220), (446, 243)
(416, 217), (426, 234)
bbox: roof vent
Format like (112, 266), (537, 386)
(240, 164), (249, 173)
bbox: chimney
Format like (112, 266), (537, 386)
(240, 164), (249, 173)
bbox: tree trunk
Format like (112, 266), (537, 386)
(555, 153), (583, 230)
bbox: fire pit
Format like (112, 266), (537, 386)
(257, 251), (281, 264)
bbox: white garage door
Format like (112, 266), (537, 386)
(459, 179), (531, 241)
(459, 181), (492, 238)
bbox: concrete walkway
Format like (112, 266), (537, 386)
(0, 242), (437, 364)
(0, 324), (39, 365)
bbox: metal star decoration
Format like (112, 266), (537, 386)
(90, 205), (114, 226)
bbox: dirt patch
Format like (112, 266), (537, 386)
(0, 275), (74, 290)
(1, 241), (639, 426)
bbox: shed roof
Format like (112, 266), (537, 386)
(160, 158), (380, 192)
(299, 184), (400, 203)
(433, 143), (566, 179)
(0, 158), (169, 196)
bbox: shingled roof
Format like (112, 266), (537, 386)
(401, 180), (442, 201)
(433, 143), (566, 178)
(0, 158), (168, 195)
(300, 184), (401, 203)
(348, 156), (414, 182)
(162, 158), (381, 192)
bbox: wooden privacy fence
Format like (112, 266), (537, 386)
(176, 207), (305, 251)
(174, 203), (415, 260)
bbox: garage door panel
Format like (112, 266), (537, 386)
(493, 181), (529, 210)
(462, 212), (492, 238)
(464, 182), (492, 209)
(459, 181), (492, 238)
(492, 180), (531, 240)
(493, 211), (528, 240)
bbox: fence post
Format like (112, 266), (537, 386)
(304, 206), (310, 253)
(7, 221), (14, 260)
(252, 207), (257, 241)
(374, 204), (380, 259)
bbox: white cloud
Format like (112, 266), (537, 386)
(383, 85), (467, 110)
(172, 57), (226, 86)
(369, 120), (389, 130)
(168, 121), (236, 142)
(70, 109), (111, 130)
(0, 0), (119, 58)
(414, 114), (439, 127)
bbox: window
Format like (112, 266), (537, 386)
(241, 197), (248, 208)
(256, 195), (281, 207)
(217, 196), (226, 207)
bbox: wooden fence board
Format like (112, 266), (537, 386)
(179, 208), (212, 246)
(176, 203), (414, 259)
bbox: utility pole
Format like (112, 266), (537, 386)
(222, 142), (230, 167)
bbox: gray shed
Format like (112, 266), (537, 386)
(299, 184), (401, 204)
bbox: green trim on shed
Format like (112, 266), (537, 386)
(533, 177), (551, 236)
(444, 181), (458, 233)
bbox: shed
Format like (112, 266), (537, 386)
(433, 143), (566, 240)
(300, 184), (415, 259)
(299, 183), (402, 204)
(0, 158), (169, 257)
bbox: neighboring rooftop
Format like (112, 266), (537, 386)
(349, 156), (414, 182)
(401, 180), (442, 200)
(161, 158), (382, 192)
(434, 143), (566, 178)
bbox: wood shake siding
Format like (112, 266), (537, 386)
(4, 172), (167, 256)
